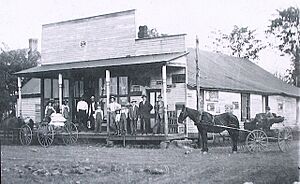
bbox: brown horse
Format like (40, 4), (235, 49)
(178, 106), (240, 153)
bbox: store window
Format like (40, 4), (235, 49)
(172, 74), (185, 83)
(119, 76), (128, 95)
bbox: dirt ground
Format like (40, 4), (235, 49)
(1, 140), (299, 184)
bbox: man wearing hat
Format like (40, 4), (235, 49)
(44, 99), (56, 123)
(154, 94), (164, 134)
(129, 99), (139, 135)
(107, 96), (121, 134)
(87, 96), (96, 131)
(265, 106), (274, 119)
(139, 95), (153, 134)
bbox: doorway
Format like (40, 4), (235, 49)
(146, 89), (161, 130)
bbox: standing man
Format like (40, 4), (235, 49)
(87, 96), (96, 131)
(154, 95), (164, 134)
(129, 100), (139, 135)
(77, 97), (88, 131)
(107, 96), (121, 134)
(139, 95), (153, 135)
(62, 100), (70, 121)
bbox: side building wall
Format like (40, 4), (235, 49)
(17, 97), (41, 123)
(269, 95), (297, 128)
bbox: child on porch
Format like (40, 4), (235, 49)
(94, 103), (104, 133)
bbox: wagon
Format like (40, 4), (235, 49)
(239, 114), (293, 153)
(19, 114), (78, 147)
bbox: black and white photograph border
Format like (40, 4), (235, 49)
(0, 0), (299, 183)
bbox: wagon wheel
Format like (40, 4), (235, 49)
(277, 127), (293, 152)
(246, 130), (268, 153)
(62, 122), (78, 145)
(19, 124), (32, 145)
(37, 124), (54, 147)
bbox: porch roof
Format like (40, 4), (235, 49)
(16, 52), (187, 77)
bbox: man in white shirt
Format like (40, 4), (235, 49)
(107, 96), (121, 134)
(77, 97), (88, 131)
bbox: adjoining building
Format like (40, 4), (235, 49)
(16, 9), (300, 140)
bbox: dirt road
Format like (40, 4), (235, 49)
(1, 141), (299, 184)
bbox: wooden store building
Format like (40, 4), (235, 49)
(16, 9), (300, 140)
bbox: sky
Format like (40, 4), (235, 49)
(0, 0), (299, 74)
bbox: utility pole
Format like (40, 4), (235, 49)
(195, 36), (200, 111)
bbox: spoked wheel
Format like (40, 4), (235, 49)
(278, 127), (293, 152)
(19, 124), (32, 145)
(37, 124), (54, 147)
(62, 122), (78, 145)
(246, 130), (268, 153)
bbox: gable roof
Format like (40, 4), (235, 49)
(187, 48), (300, 98)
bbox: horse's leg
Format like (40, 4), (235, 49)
(228, 130), (239, 153)
(199, 128), (208, 153)
(202, 130), (208, 153)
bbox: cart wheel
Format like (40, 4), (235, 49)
(19, 124), (32, 145)
(62, 122), (78, 145)
(278, 127), (293, 152)
(37, 124), (54, 147)
(246, 130), (268, 153)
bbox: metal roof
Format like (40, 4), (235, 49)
(187, 48), (300, 98)
(16, 52), (187, 77)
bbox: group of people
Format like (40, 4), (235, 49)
(75, 94), (165, 135)
(44, 99), (70, 123)
(77, 95), (104, 132)
(43, 94), (165, 135)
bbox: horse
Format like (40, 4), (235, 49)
(0, 116), (34, 143)
(178, 106), (240, 153)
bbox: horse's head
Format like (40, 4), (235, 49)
(178, 106), (188, 123)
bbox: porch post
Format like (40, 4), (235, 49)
(162, 64), (168, 136)
(58, 73), (63, 113)
(17, 77), (22, 117)
(106, 70), (111, 135)
(185, 65), (189, 138)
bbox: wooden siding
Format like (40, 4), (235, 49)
(269, 95), (297, 127)
(135, 35), (186, 56)
(203, 91), (241, 121)
(18, 97), (41, 123)
(41, 10), (186, 65)
(186, 89), (198, 133)
(41, 11), (136, 64)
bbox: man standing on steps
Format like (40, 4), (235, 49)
(138, 95), (153, 135)
(154, 95), (164, 134)
(129, 99), (139, 135)
(87, 96), (96, 131)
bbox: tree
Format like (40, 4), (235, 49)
(208, 25), (266, 61)
(266, 6), (300, 86)
(0, 46), (39, 119)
